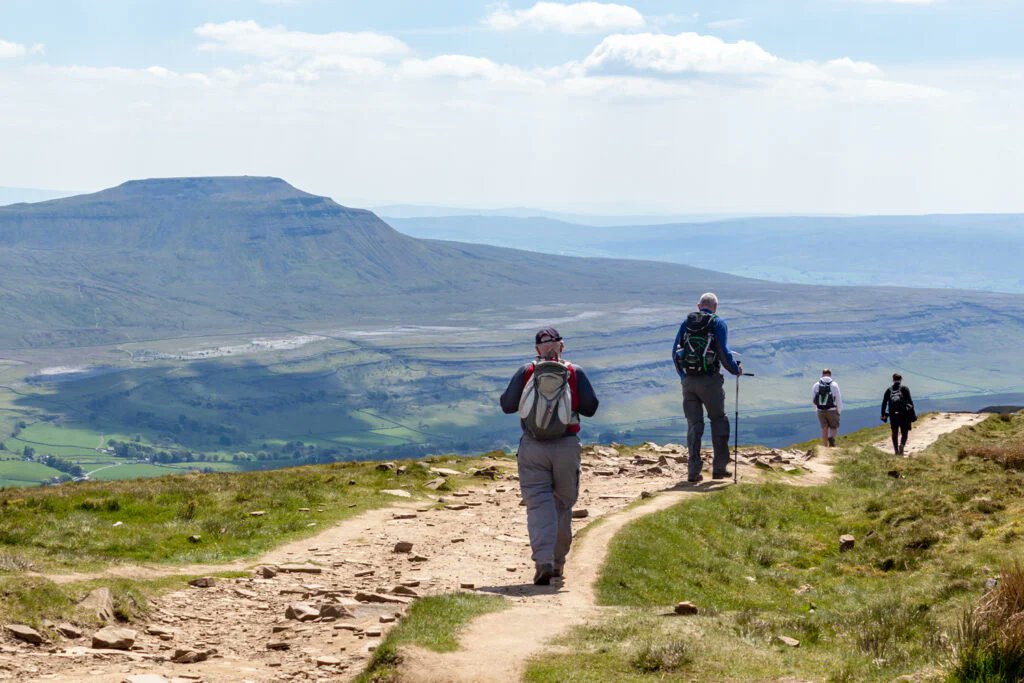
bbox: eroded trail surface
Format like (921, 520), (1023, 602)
(872, 412), (986, 455)
(0, 414), (976, 683)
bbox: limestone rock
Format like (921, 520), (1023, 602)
(56, 623), (82, 639)
(572, 509), (589, 519)
(171, 648), (210, 663)
(259, 565), (279, 579)
(355, 592), (412, 605)
(839, 534), (856, 552)
(376, 461), (397, 471)
(424, 478), (447, 490)
(319, 603), (354, 619)
(430, 467), (462, 477)
(393, 541), (414, 553)
(776, 635), (800, 648)
(278, 564), (322, 574)
(79, 587), (116, 624)
(316, 655), (342, 666)
(391, 585), (420, 597)
(381, 489), (412, 498)
(188, 577), (216, 588)
(284, 602), (320, 622)
(92, 626), (136, 650)
(5, 624), (44, 644)
(187, 535), (201, 544)
(123, 675), (171, 683)
(266, 640), (290, 651)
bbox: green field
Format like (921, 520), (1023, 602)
(0, 460), (64, 486)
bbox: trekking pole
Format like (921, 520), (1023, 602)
(734, 372), (755, 484)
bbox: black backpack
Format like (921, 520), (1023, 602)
(889, 385), (906, 414)
(815, 381), (835, 410)
(675, 312), (719, 375)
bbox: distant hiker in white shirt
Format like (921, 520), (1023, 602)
(812, 368), (842, 447)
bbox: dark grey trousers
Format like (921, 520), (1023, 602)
(517, 433), (581, 568)
(681, 373), (731, 478)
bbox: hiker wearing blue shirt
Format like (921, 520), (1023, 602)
(672, 292), (742, 483)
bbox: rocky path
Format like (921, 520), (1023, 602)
(0, 414), (979, 683)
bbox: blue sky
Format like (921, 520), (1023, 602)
(1, 1), (1022, 213)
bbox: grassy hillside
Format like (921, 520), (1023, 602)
(527, 413), (1024, 682)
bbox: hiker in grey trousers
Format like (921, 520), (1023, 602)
(500, 327), (599, 586)
(671, 293), (743, 482)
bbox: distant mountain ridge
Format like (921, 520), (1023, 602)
(388, 212), (1024, 293)
(0, 176), (744, 348)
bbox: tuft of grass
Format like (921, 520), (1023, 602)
(629, 638), (692, 673)
(356, 593), (507, 682)
(950, 563), (1024, 682)
(960, 443), (1024, 471)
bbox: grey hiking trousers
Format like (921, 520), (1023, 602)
(682, 373), (731, 479)
(517, 433), (581, 569)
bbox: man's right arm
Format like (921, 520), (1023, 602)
(881, 390), (889, 419)
(671, 323), (686, 379)
(500, 366), (529, 414)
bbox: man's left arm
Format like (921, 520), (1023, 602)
(714, 317), (741, 375)
(574, 367), (600, 417)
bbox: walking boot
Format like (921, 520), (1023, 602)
(533, 563), (555, 586)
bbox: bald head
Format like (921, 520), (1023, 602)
(698, 292), (719, 312)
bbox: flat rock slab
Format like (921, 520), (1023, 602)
(430, 468), (462, 477)
(279, 564), (322, 574)
(355, 592), (412, 605)
(79, 587), (116, 624)
(285, 602), (320, 622)
(92, 626), (136, 650)
(123, 675), (171, 683)
(381, 489), (412, 498)
(171, 648), (210, 664)
(5, 624), (44, 644)
(320, 603), (355, 619)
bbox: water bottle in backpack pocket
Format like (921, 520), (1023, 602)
(519, 360), (576, 440)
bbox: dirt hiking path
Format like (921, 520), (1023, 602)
(872, 412), (986, 455)
(0, 414), (979, 683)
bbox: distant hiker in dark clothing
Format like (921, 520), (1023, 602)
(813, 368), (843, 447)
(881, 373), (915, 455)
(672, 292), (742, 483)
(500, 327), (599, 586)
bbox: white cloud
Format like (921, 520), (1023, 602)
(194, 20), (408, 58)
(581, 32), (778, 75)
(574, 31), (943, 101)
(0, 39), (44, 59)
(400, 55), (544, 87)
(486, 2), (645, 33)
